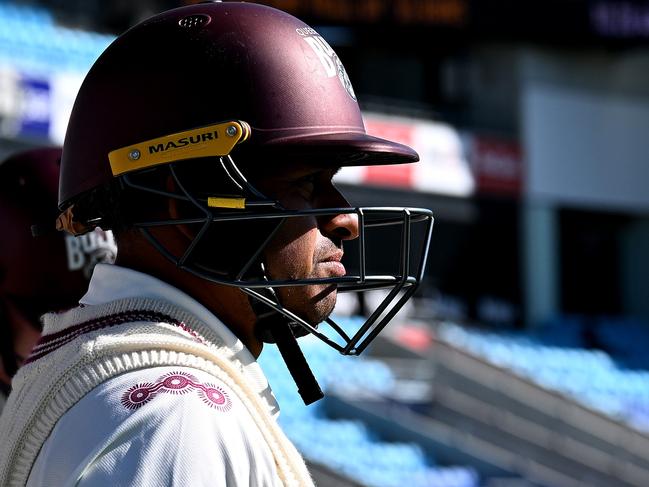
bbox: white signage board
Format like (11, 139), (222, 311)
(524, 84), (649, 212)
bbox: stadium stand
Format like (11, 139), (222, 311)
(313, 316), (649, 486)
(439, 324), (649, 431)
(0, 2), (112, 74)
(439, 321), (649, 430)
(422, 322), (649, 486)
(589, 317), (649, 371)
(259, 332), (480, 487)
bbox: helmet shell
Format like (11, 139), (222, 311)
(59, 2), (418, 208)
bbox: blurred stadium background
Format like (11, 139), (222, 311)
(2, 0), (649, 485)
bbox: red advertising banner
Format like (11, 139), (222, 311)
(364, 118), (415, 188)
(336, 112), (475, 197)
(469, 135), (522, 197)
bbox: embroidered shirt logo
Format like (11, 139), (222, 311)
(121, 371), (232, 412)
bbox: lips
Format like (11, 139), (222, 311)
(320, 250), (346, 277)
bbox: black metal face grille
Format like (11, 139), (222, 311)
(121, 155), (434, 356)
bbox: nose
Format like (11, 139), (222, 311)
(322, 212), (359, 241)
(318, 187), (359, 241)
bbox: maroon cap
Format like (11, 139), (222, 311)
(0, 148), (116, 315)
(59, 2), (418, 208)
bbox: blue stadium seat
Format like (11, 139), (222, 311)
(259, 332), (479, 486)
(0, 3), (113, 74)
(438, 322), (649, 432)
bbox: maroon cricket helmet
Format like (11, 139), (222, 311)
(0, 148), (116, 319)
(59, 1), (418, 209)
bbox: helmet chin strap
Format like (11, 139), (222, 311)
(249, 266), (324, 405)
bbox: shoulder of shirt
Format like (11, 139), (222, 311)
(41, 366), (272, 468)
(32, 365), (283, 486)
(61, 365), (257, 443)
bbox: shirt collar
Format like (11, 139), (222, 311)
(80, 263), (280, 417)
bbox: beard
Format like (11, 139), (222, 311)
(272, 234), (343, 327)
(278, 283), (338, 329)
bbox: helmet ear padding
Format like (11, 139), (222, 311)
(60, 178), (131, 235)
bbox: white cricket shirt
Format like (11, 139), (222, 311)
(27, 264), (284, 486)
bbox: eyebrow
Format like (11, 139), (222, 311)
(295, 166), (341, 179)
(258, 165), (341, 182)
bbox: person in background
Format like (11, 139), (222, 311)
(0, 148), (116, 410)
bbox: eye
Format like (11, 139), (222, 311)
(294, 173), (318, 196)
(299, 173), (317, 185)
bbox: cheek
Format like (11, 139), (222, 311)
(265, 219), (318, 279)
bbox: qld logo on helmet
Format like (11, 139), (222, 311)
(297, 28), (357, 101)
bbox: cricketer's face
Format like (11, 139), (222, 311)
(252, 163), (359, 325)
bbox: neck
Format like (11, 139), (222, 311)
(115, 230), (262, 357)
